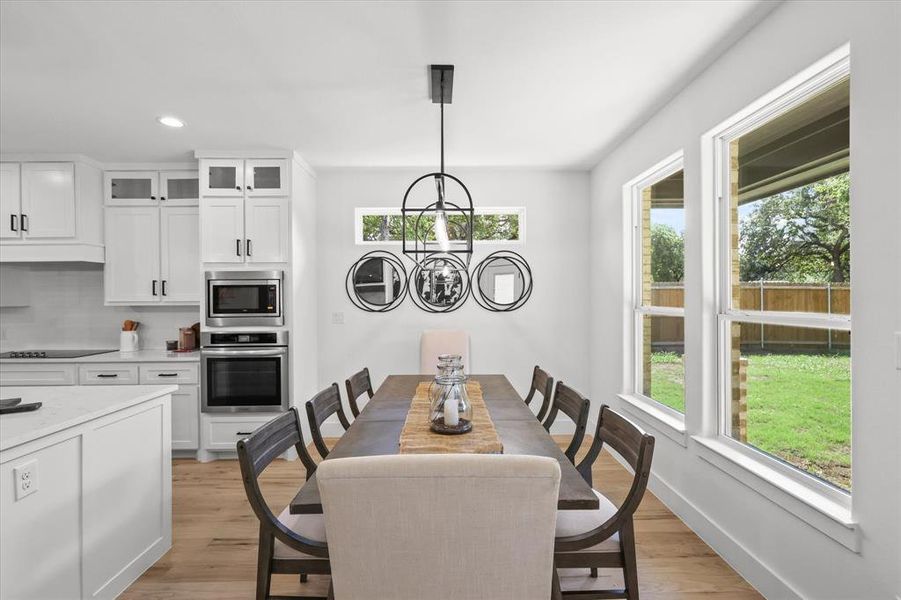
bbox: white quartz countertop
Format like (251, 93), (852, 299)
(0, 384), (178, 452)
(0, 349), (200, 364)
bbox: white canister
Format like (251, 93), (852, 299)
(119, 330), (139, 352)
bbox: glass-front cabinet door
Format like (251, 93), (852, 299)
(160, 170), (199, 205)
(201, 159), (245, 196)
(105, 171), (159, 205)
(244, 159), (287, 196)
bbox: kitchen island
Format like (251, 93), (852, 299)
(0, 385), (175, 600)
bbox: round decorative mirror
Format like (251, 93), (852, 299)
(345, 251), (408, 312)
(408, 254), (471, 313)
(472, 251), (533, 312)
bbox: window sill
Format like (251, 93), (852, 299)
(692, 436), (859, 552)
(616, 393), (688, 447)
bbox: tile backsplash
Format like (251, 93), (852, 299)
(0, 263), (200, 351)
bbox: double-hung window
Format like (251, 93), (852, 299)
(626, 152), (686, 419)
(710, 51), (851, 500)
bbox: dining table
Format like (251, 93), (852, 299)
(289, 374), (599, 514)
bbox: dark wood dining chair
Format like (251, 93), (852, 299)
(344, 367), (374, 418)
(236, 408), (331, 600)
(541, 382), (590, 464)
(524, 365), (555, 423)
(306, 382), (351, 460)
(554, 405), (656, 600)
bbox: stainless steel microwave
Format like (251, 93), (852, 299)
(205, 270), (283, 327)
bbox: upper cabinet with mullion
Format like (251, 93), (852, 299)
(244, 160), (287, 196)
(160, 170), (200, 206)
(105, 171), (159, 205)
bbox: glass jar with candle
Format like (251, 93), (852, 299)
(428, 355), (472, 434)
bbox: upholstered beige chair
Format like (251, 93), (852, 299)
(420, 329), (470, 374)
(317, 454), (562, 600)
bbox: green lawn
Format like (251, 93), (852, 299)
(649, 349), (851, 490)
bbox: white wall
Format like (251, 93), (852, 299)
(291, 156), (319, 430)
(0, 263), (199, 351)
(589, 1), (900, 599)
(315, 168), (590, 430)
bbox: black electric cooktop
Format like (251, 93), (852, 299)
(0, 349), (115, 359)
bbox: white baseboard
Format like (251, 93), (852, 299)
(607, 450), (803, 600)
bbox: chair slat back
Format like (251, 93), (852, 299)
(345, 367), (374, 418)
(543, 382), (590, 462)
(236, 409), (327, 558)
(306, 382), (350, 459)
(597, 406), (646, 470)
(524, 365), (555, 422)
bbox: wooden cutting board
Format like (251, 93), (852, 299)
(398, 380), (504, 454)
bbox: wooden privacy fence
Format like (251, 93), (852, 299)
(650, 282), (850, 349)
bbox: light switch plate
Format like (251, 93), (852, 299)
(332, 312), (344, 325)
(13, 460), (38, 500)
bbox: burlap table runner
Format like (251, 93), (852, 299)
(398, 380), (504, 454)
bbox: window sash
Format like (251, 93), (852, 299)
(355, 206), (526, 245)
(712, 46), (851, 502)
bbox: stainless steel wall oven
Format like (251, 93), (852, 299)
(201, 331), (288, 413)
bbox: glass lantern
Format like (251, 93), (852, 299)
(428, 355), (472, 434)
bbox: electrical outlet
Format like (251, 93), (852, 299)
(13, 460), (38, 501)
(332, 312), (344, 325)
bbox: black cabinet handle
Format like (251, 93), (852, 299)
(235, 186), (241, 191)
(20, 214), (27, 232)
(9, 214), (17, 232)
(161, 280), (167, 296)
(152, 280), (158, 296)
(160, 196), (166, 201)
(246, 239), (252, 256)
(236, 239), (242, 256)
(236, 431), (253, 436)
(97, 373), (118, 378)
(150, 195), (156, 200)
(246, 185), (253, 191)
(157, 373), (179, 377)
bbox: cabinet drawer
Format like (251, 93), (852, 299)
(79, 364), (139, 385)
(139, 363), (198, 385)
(0, 363), (77, 386)
(203, 418), (272, 451)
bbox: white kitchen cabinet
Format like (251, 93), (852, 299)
(0, 163), (21, 239)
(79, 363), (140, 385)
(105, 171), (159, 205)
(160, 206), (200, 301)
(169, 386), (200, 450)
(245, 159), (287, 196)
(104, 206), (162, 303)
(105, 205), (200, 305)
(160, 170), (199, 205)
(245, 197), (289, 262)
(0, 157), (104, 262)
(200, 159), (244, 196)
(20, 162), (76, 239)
(0, 363), (77, 386)
(200, 197), (245, 263)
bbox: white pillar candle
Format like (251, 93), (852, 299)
(443, 395), (459, 427)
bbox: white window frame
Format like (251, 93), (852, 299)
(354, 206), (526, 245)
(705, 45), (852, 515)
(620, 150), (687, 440)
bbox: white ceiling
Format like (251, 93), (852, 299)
(0, 1), (775, 169)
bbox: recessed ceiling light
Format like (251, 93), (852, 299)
(157, 116), (185, 128)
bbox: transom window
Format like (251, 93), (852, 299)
(355, 207), (524, 245)
(627, 153), (685, 416)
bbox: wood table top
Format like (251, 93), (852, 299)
(289, 374), (598, 514)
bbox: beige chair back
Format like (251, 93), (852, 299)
(317, 454), (561, 600)
(420, 329), (470, 374)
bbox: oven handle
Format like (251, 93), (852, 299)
(201, 348), (288, 357)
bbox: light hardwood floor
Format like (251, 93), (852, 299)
(122, 438), (763, 599)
